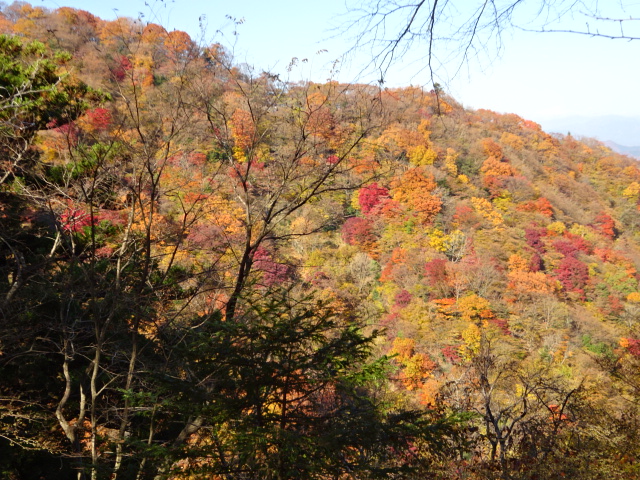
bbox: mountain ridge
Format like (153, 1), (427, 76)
(539, 114), (640, 149)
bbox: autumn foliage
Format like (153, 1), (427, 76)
(391, 168), (442, 224)
(3, 5), (640, 479)
(358, 182), (389, 214)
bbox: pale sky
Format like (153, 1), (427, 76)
(37, 0), (640, 126)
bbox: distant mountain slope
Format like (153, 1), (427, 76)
(539, 114), (640, 148)
(604, 140), (640, 159)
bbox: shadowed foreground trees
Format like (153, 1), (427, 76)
(146, 291), (457, 480)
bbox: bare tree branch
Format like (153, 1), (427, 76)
(339, 0), (640, 86)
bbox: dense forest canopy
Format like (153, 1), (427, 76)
(1, 2), (640, 480)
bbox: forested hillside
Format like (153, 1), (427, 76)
(1, 3), (640, 479)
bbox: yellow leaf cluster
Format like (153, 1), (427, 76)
(401, 353), (434, 390)
(459, 323), (481, 361)
(627, 292), (640, 303)
(534, 136), (559, 158)
(470, 197), (503, 227)
(390, 337), (436, 390)
(508, 254), (529, 273)
(444, 148), (459, 176)
(390, 337), (416, 362)
(547, 221), (566, 235)
(378, 124), (424, 154)
(623, 181), (640, 199)
(36, 131), (66, 163)
(379, 120), (436, 165)
(207, 197), (244, 236)
(229, 109), (255, 162)
(456, 294), (492, 322)
(500, 132), (525, 151)
(158, 245), (190, 269)
(431, 97), (453, 114)
(401, 299), (432, 328)
(428, 229), (448, 252)
(408, 145), (438, 166)
(417, 118), (432, 138)
(132, 54), (154, 87)
(493, 196), (512, 212)
(568, 223), (590, 239)
(429, 229), (466, 257)
(623, 165), (640, 179)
